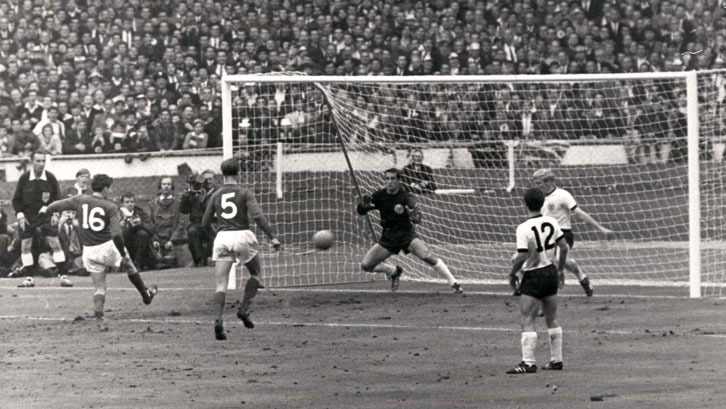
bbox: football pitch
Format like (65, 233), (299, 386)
(2, 266), (726, 409)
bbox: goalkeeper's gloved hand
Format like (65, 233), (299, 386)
(270, 238), (281, 251)
(405, 204), (421, 223)
(361, 195), (372, 206)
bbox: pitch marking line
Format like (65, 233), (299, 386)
(0, 315), (724, 339)
(0, 285), (704, 299)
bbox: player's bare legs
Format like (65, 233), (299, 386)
(361, 244), (402, 291)
(19, 238), (34, 271)
(541, 295), (563, 370)
(360, 244), (396, 276)
(90, 271), (109, 331)
(237, 255), (262, 329)
(564, 257), (593, 296)
(507, 294), (540, 374)
(408, 239), (462, 293)
(213, 260), (235, 340)
(555, 247), (593, 296)
(122, 257), (157, 305)
(45, 236), (66, 268)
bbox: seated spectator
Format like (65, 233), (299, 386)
(38, 123), (63, 155)
(90, 126), (108, 153)
(120, 192), (157, 271)
(57, 210), (87, 276)
(151, 110), (178, 151)
(180, 169), (216, 267)
(182, 118), (208, 149)
(149, 176), (189, 268)
(125, 124), (158, 152)
(13, 119), (40, 157)
(0, 126), (12, 156)
(62, 120), (92, 155)
(402, 149), (438, 194)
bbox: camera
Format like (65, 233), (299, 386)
(186, 174), (206, 195)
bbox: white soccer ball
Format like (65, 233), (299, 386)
(313, 230), (336, 251)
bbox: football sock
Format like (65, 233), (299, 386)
(213, 291), (226, 321)
(127, 273), (148, 297)
(240, 277), (260, 312)
(374, 264), (397, 278)
(21, 253), (33, 268)
(569, 261), (586, 281)
(580, 276), (591, 287)
(548, 327), (563, 363)
(521, 331), (537, 366)
(93, 294), (105, 318)
(432, 259), (456, 286)
(52, 250), (66, 264)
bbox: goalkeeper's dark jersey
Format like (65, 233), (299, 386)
(358, 188), (417, 233)
(202, 184), (263, 232)
(46, 194), (122, 246)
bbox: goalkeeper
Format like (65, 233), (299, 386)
(356, 168), (462, 293)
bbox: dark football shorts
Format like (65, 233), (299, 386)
(378, 230), (416, 255)
(562, 229), (574, 248)
(519, 264), (559, 299)
(20, 217), (58, 240)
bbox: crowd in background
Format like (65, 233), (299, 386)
(0, 0), (723, 158)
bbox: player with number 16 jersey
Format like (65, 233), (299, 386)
(48, 192), (121, 246)
(44, 174), (157, 331)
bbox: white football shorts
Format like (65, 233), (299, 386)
(83, 240), (123, 274)
(212, 230), (259, 264)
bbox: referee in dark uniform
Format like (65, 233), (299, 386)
(12, 151), (66, 275)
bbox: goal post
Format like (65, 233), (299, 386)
(221, 71), (725, 297)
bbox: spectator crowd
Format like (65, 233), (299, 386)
(0, 0), (722, 157)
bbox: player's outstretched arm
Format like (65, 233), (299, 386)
(254, 215), (281, 251)
(356, 194), (374, 215)
(43, 197), (76, 215)
(573, 207), (614, 238)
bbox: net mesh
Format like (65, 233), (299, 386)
(226, 72), (726, 297)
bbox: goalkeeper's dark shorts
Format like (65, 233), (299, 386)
(519, 264), (559, 299)
(378, 230), (417, 255)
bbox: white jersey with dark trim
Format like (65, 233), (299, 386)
(542, 187), (577, 230)
(516, 215), (564, 271)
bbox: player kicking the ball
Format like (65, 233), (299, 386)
(42, 174), (157, 331)
(507, 188), (568, 374)
(532, 168), (614, 296)
(202, 157), (281, 341)
(356, 168), (462, 293)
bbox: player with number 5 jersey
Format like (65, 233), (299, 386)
(202, 156), (281, 340)
(43, 174), (157, 331)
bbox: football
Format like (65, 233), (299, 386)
(313, 230), (336, 251)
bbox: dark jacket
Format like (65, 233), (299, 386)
(12, 169), (60, 222)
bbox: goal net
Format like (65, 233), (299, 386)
(222, 71), (726, 297)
